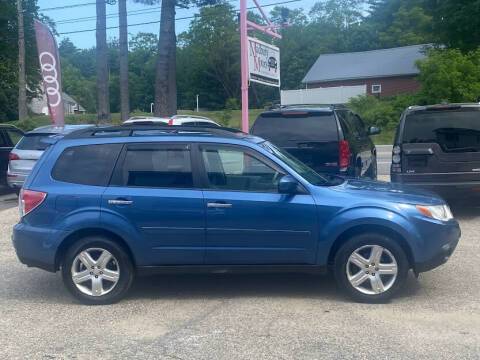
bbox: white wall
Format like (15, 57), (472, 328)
(281, 85), (366, 105)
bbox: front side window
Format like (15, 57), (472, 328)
(201, 146), (283, 192)
(118, 145), (193, 188)
(52, 144), (122, 186)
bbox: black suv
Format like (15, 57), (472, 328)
(0, 125), (24, 188)
(391, 103), (480, 200)
(251, 106), (380, 178)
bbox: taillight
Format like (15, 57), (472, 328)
(168, 119), (173, 125)
(339, 140), (350, 168)
(391, 145), (402, 173)
(19, 189), (47, 217)
(9, 152), (20, 161)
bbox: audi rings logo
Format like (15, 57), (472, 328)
(39, 52), (62, 107)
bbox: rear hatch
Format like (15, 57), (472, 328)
(9, 133), (51, 175)
(400, 106), (480, 182)
(251, 110), (339, 173)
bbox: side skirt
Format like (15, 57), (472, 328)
(136, 264), (328, 276)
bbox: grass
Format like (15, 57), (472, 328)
(370, 128), (395, 145)
(4, 108), (395, 145)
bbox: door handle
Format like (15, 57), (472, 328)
(108, 199), (133, 205)
(207, 202), (232, 208)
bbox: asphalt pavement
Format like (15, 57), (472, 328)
(376, 145), (393, 176)
(0, 201), (479, 359)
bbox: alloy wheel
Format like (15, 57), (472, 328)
(71, 248), (120, 297)
(346, 244), (398, 295)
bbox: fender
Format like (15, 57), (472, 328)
(315, 205), (423, 265)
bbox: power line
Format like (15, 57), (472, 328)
(40, 2), (97, 12)
(57, 0), (301, 35)
(55, 6), (163, 25)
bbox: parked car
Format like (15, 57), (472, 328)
(251, 106), (380, 179)
(7, 125), (93, 192)
(13, 125), (460, 305)
(123, 115), (220, 127)
(0, 125), (24, 188)
(391, 103), (480, 200)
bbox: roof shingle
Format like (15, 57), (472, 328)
(302, 44), (429, 84)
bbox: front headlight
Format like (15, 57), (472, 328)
(416, 204), (453, 221)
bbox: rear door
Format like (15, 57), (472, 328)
(251, 111), (339, 174)
(401, 107), (480, 182)
(103, 142), (206, 265)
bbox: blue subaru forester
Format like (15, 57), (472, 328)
(12, 125), (460, 304)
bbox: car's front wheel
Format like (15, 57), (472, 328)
(61, 236), (134, 305)
(334, 233), (409, 303)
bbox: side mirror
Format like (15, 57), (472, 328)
(368, 126), (381, 135)
(278, 175), (298, 194)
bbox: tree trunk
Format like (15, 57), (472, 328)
(17, 0), (27, 120)
(96, 0), (111, 123)
(119, 0), (129, 122)
(154, 0), (176, 117)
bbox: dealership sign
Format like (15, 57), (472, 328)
(248, 37), (280, 87)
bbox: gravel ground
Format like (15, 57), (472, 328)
(0, 206), (479, 360)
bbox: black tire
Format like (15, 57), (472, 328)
(61, 236), (134, 305)
(334, 233), (409, 303)
(368, 157), (377, 180)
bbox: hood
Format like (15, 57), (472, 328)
(329, 178), (445, 206)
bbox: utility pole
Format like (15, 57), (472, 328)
(17, 0), (27, 120)
(239, 0), (288, 133)
(118, 0), (130, 122)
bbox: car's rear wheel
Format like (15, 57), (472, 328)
(334, 233), (409, 303)
(61, 236), (134, 305)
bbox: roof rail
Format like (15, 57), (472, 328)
(62, 124), (245, 140)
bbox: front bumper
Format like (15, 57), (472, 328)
(413, 219), (461, 273)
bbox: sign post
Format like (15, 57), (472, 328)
(240, 0), (288, 133)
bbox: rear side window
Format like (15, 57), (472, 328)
(115, 145), (193, 188)
(403, 109), (480, 152)
(252, 112), (338, 146)
(52, 144), (122, 186)
(16, 134), (51, 151)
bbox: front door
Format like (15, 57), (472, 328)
(199, 144), (318, 265)
(102, 143), (205, 265)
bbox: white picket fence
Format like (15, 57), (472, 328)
(280, 85), (366, 105)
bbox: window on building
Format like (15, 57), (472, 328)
(372, 84), (382, 94)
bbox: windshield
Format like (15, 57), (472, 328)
(15, 134), (51, 151)
(404, 109), (480, 152)
(259, 141), (331, 186)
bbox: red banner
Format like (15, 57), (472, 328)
(34, 19), (64, 125)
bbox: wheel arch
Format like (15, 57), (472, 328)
(327, 224), (415, 269)
(55, 228), (136, 271)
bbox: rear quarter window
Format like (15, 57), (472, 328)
(52, 144), (122, 186)
(252, 113), (338, 146)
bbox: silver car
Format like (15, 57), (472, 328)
(7, 125), (93, 191)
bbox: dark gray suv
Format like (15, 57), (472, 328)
(391, 103), (480, 200)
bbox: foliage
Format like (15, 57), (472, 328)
(347, 93), (420, 130)
(416, 48), (480, 103)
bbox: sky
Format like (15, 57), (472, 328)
(38, 0), (316, 49)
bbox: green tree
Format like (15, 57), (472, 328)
(416, 48), (480, 103)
